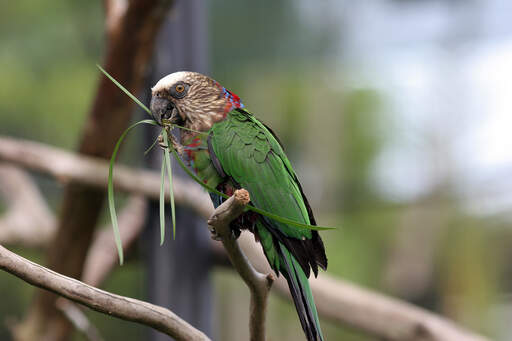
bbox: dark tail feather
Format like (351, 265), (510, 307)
(279, 242), (324, 341)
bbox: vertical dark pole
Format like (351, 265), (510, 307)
(142, 1), (213, 340)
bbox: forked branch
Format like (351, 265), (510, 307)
(207, 189), (274, 341)
(0, 136), (491, 341)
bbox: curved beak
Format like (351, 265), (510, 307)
(150, 96), (179, 125)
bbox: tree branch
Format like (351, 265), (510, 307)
(0, 244), (210, 341)
(55, 299), (104, 341)
(0, 135), (212, 219)
(0, 164), (55, 247)
(234, 232), (490, 341)
(0, 136), (490, 341)
(207, 189), (274, 341)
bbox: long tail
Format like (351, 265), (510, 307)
(278, 242), (324, 341)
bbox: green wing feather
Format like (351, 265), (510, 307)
(211, 109), (312, 240)
(210, 109), (325, 341)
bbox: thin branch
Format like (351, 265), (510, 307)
(55, 299), (104, 341)
(208, 189), (274, 341)
(0, 244), (210, 341)
(0, 164), (55, 247)
(0, 135), (212, 219)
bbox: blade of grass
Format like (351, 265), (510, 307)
(97, 64), (152, 117)
(172, 124), (208, 136)
(162, 129), (176, 239)
(97, 65), (207, 136)
(159, 157), (166, 245)
(161, 119), (207, 136)
(144, 133), (160, 156)
(109, 119), (159, 265)
(169, 147), (335, 231)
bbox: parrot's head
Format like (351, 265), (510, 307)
(150, 71), (243, 131)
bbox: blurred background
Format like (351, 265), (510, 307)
(1, 0), (511, 340)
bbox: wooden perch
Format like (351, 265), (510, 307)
(0, 136), (491, 341)
(0, 136), (212, 219)
(208, 189), (274, 341)
(0, 244), (210, 341)
(234, 232), (489, 341)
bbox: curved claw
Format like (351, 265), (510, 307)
(209, 226), (222, 241)
(158, 132), (184, 155)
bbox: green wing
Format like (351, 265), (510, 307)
(209, 109), (326, 341)
(210, 109), (312, 240)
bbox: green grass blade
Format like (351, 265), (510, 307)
(108, 119), (160, 265)
(144, 134), (160, 156)
(97, 64), (152, 116)
(161, 120), (208, 136)
(244, 205), (336, 231)
(162, 129), (176, 239)
(98, 66), (207, 136)
(172, 124), (208, 136)
(159, 157), (166, 245)
(170, 147), (335, 231)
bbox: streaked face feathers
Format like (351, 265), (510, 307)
(150, 71), (243, 132)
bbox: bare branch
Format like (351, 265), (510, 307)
(103, 0), (127, 34)
(234, 233), (490, 341)
(0, 135), (212, 219)
(0, 164), (55, 247)
(0, 244), (210, 341)
(0, 136), (490, 340)
(208, 189), (274, 341)
(55, 299), (104, 341)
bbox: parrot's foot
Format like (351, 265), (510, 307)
(208, 225), (240, 241)
(158, 135), (165, 148)
(158, 133), (184, 155)
(208, 226), (221, 241)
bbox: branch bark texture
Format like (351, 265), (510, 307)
(208, 190), (274, 341)
(0, 245), (210, 341)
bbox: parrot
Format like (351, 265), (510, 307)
(150, 71), (327, 341)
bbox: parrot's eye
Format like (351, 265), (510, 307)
(170, 82), (188, 99)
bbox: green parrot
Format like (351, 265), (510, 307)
(150, 72), (327, 341)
